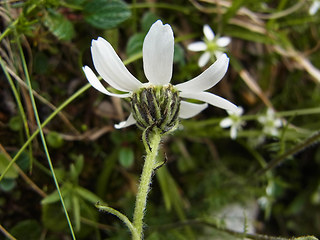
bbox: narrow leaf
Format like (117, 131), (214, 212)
(75, 186), (103, 204)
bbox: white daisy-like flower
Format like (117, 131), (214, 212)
(258, 108), (282, 137)
(188, 24), (231, 68)
(309, 0), (320, 15)
(83, 20), (238, 130)
(220, 107), (245, 139)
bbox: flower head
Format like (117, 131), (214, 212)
(83, 20), (238, 131)
(258, 108), (282, 137)
(220, 107), (245, 139)
(188, 24), (231, 67)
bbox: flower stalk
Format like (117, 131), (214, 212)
(133, 129), (162, 239)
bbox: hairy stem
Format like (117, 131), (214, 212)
(133, 130), (161, 239)
(95, 203), (139, 239)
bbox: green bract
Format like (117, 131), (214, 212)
(131, 85), (180, 133)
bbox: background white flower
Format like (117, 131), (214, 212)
(188, 24), (231, 67)
(83, 20), (238, 129)
(258, 108), (282, 137)
(220, 107), (245, 139)
(309, 0), (320, 15)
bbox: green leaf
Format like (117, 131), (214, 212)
(41, 190), (61, 205)
(33, 52), (49, 74)
(84, 0), (131, 29)
(9, 115), (22, 131)
(226, 25), (273, 44)
(156, 164), (195, 238)
(0, 178), (16, 191)
(155, 165), (172, 211)
(16, 151), (31, 171)
(10, 220), (42, 240)
(126, 33), (144, 57)
(0, 153), (18, 179)
(73, 195), (81, 231)
(69, 154), (84, 182)
(44, 10), (75, 41)
(141, 12), (159, 33)
(75, 186), (103, 204)
(96, 148), (119, 197)
(42, 185), (72, 205)
(47, 131), (64, 148)
(42, 203), (69, 231)
(70, 154), (84, 178)
(173, 44), (185, 66)
(157, 164), (187, 216)
(70, 163), (78, 183)
(119, 147), (134, 168)
(177, 155), (195, 173)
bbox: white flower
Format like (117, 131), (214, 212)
(309, 0), (320, 15)
(83, 20), (238, 129)
(220, 107), (245, 139)
(258, 108), (282, 137)
(188, 24), (231, 68)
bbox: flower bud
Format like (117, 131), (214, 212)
(131, 84), (180, 133)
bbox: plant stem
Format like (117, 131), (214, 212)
(133, 130), (161, 239)
(95, 203), (139, 239)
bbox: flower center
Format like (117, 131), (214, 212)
(131, 84), (181, 133)
(205, 39), (218, 52)
(207, 42), (218, 52)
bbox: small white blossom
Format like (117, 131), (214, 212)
(83, 20), (239, 129)
(188, 24), (231, 67)
(309, 0), (320, 15)
(220, 107), (244, 139)
(258, 108), (282, 137)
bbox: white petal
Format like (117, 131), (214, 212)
(269, 128), (279, 137)
(187, 41), (207, 52)
(274, 119), (282, 128)
(175, 54), (229, 93)
(114, 114), (136, 129)
(216, 37), (231, 47)
(143, 20), (174, 85)
(180, 91), (238, 112)
(82, 66), (131, 98)
(236, 106), (244, 115)
(230, 126), (237, 139)
(198, 52), (211, 68)
(266, 108), (275, 117)
(203, 25), (215, 41)
(258, 116), (266, 124)
(179, 101), (208, 119)
(91, 37), (142, 92)
(228, 106), (243, 116)
(220, 118), (232, 128)
(309, 1), (320, 15)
